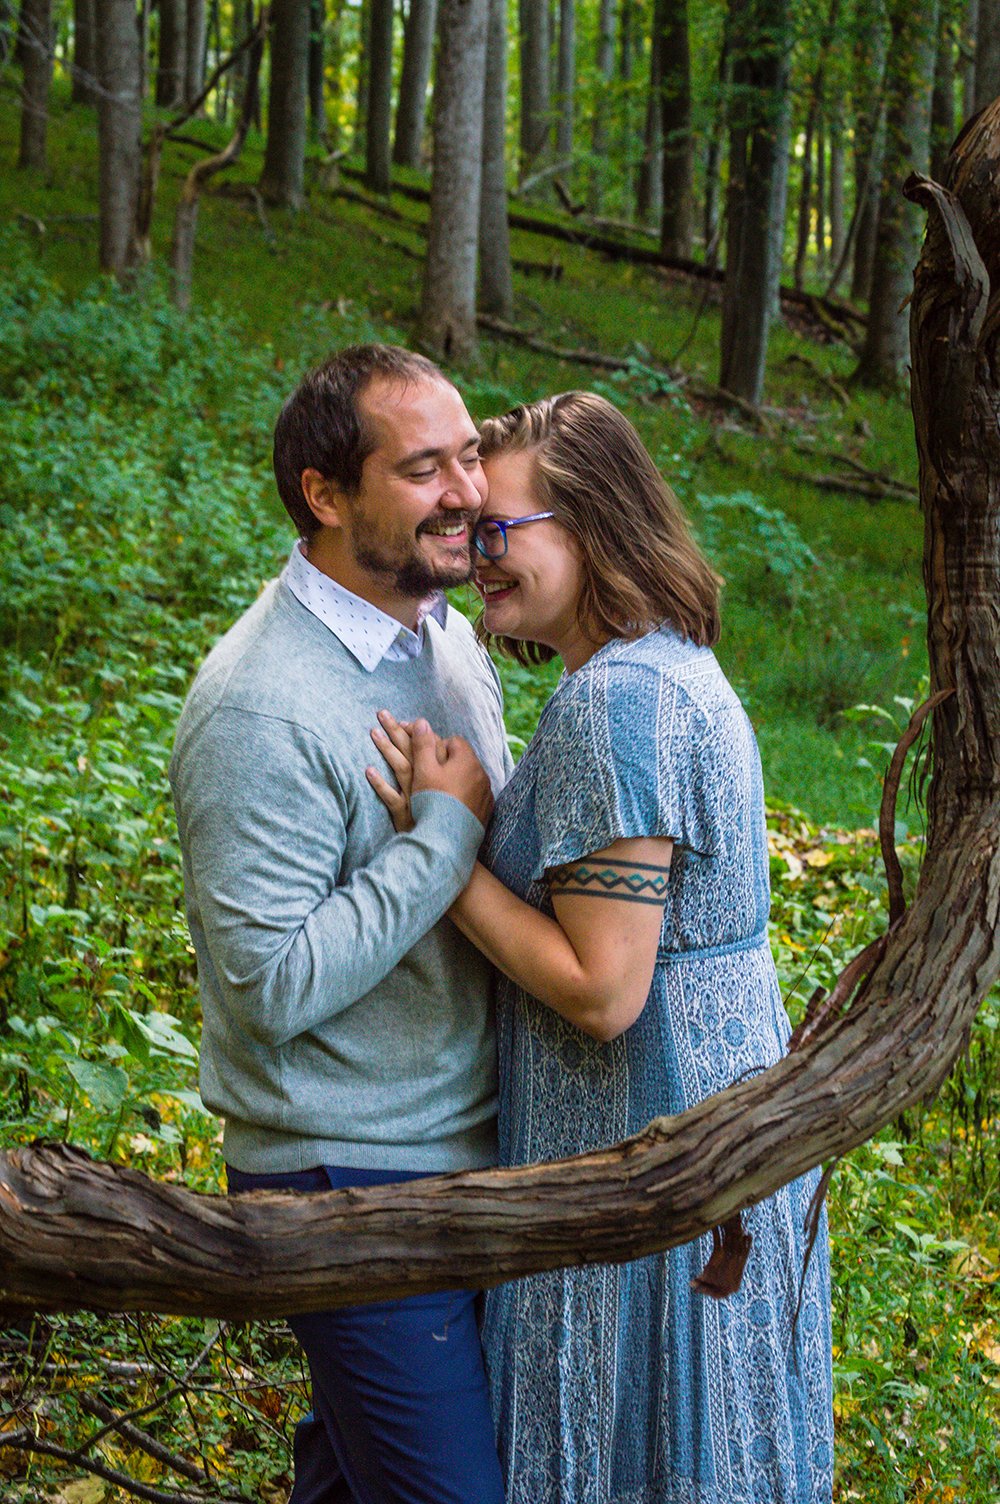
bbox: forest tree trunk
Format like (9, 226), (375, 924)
(71, 0), (97, 104)
(556, 0), (575, 166)
(17, 0), (52, 171)
(365, 0), (394, 192)
(962, 0), (979, 116)
(156, 0), (187, 108)
(259, 0), (310, 208)
(850, 8), (889, 303)
(636, 21), (662, 226)
(588, 0), (616, 209)
(657, 0), (693, 259)
(931, 4), (957, 179)
(393, 0), (436, 166)
(478, 0), (514, 318)
(719, 0), (792, 404)
(185, 0), (206, 105)
(519, 0), (550, 183)
(854, 0), (939, 387)
(96, 0), (142, 277)
(973, 0), (1000, 109)
(308, 0), (325, 139)
(419, 0), (489, 359)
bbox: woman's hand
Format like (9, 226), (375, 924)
(367, 710), (416, 832)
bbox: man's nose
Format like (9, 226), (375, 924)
(441, 462), (483, 509)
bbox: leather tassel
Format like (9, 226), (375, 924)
(691, 1213), (753, 1298)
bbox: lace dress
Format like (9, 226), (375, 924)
(480, 629), (833, 1504)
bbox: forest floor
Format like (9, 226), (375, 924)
(1, 89), (998, 1504)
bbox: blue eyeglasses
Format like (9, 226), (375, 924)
(472, 512), (555, 559)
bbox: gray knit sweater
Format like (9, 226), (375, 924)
(169, 579), (512, 1174)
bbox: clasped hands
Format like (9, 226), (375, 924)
(366, 710), (494, 831)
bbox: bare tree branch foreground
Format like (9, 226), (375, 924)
(3, 104), (1000, 1324)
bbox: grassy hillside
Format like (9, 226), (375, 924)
(0, 83), (926, 828)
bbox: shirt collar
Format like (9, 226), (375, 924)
(282, 542), (447, 672)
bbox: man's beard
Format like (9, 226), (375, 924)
(351, 515), (476, 596)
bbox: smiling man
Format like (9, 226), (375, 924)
(169, 346), (511, 1504)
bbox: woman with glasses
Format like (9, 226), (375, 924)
(368, 392), (833, 1504)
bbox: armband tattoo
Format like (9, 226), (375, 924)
(548, 858), (670, 905)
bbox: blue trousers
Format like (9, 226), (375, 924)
(227, 1164), (505, 1504)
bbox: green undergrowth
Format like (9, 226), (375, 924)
(0, 93), (996, 1504)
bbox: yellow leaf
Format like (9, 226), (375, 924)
(803, 849), (832, 868)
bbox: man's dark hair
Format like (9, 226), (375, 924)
(272, 344), (446, 537)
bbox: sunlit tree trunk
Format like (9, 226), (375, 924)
(394, 0), (436, 166)
(17, 0), (52, 171)
(96, 0), (142, 277)
(259, 0), (310, 208)
(156, 0), (187, 107)
(365, 0), (393, 191)
(854, 0), (939, 387)
(420, 0), (489, 359)
(479, 0), (513, 317)
(719, 0), (792, 404)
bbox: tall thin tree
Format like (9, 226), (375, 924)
(479, 0), (514, 319)
(366, 0), (393, 191)
(394, 0), (437, 167)
(420, 0), (489, 359)
(719, 0), (793, 405)
(656, 0), (693, 258)
(17, 0), (53, 171)
(555, 0), (575, 167)
(156, 0), (187, 108)
(259, 0), (311, 208)
(974, 0), (1000, 110)
(72, 0), (98, 104)
(185, 0), (206, 105)
(854, 0), (940, 386)
(96, 0), (143, 277)
(308, 0), (325, 138)
(588, 0), (616, 209)
(519, 0), (550, 182)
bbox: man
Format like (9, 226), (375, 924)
(169, 345), (511, 1504)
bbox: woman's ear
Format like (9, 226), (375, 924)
(300, 468), (345, 530)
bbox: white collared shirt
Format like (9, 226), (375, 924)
(282, 542), (448, 672)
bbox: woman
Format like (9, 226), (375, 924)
(368, 393), (833, 1504)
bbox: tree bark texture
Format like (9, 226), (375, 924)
(973, 0), (1000, 109)
(185, 0), (206, 104)
(962, 0), (979, 116)
(588, 0), (616, 209)
(17, 0), (52, 171)
(931, 3), (957, 179)
(829, 113), (845, 267)
(7, 112), (1000, 1319)
(850, 6), (888, 303)
(308, 0), (325, 137)
(156, 0), (187, 108)
(71, 0), (97, 104)
(793, 0), (840, 289)
(352, 0), (371, 153)
(556, 0), (575, 163)
(855, 0), (939, 387)
(635, 18), (662, 226)
(519, 0), (550, 182)
(478, 0), (514, 318)
(365, 0), (394, 192)
(656, 0), (693, 259)
(394, 0), (437, 166)
(719, 0), (792, 404)
(419, 0), (489, 360)
(95, 0), (142, 277)
(259, 0), (310, 208)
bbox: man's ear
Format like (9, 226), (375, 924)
(301, 468), (346, 530)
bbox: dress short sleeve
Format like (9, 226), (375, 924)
(529, 651), (721, 879)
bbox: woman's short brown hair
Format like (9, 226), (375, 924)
(477, 392), (721, 663)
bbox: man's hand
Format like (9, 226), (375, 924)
(367, 711), (493, 831)
(410, 719), (494, 827)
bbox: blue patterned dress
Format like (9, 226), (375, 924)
(480, 629), (833, 1504)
